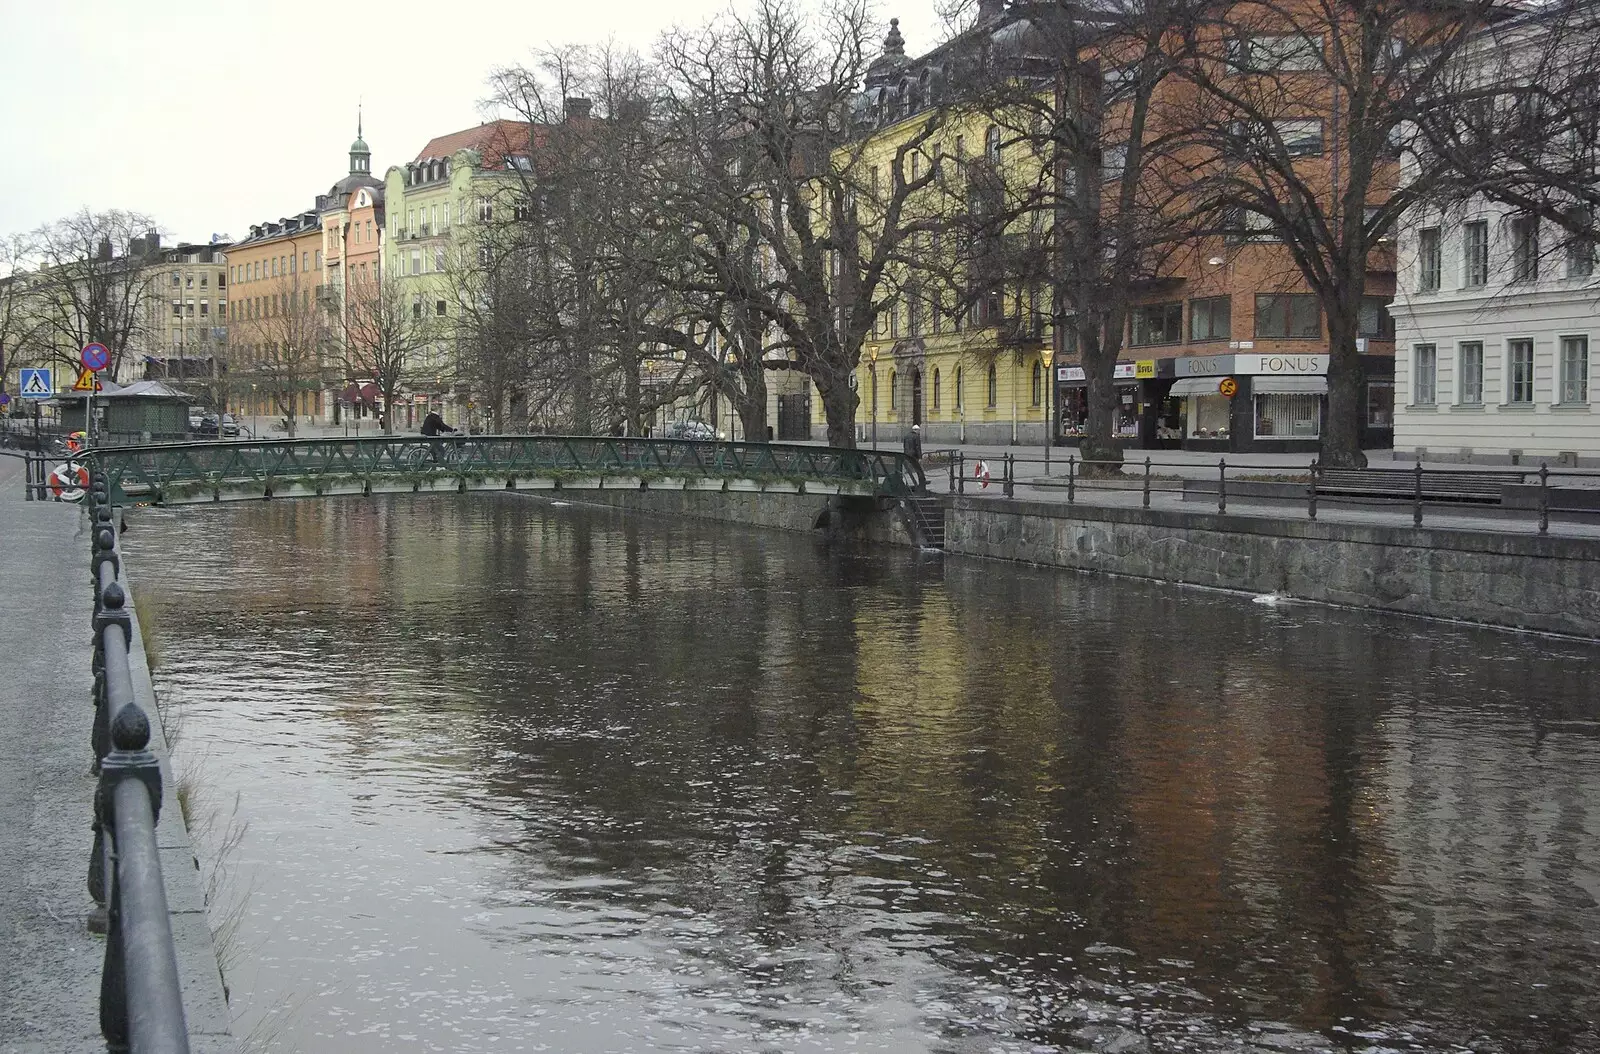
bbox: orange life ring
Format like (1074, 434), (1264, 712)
(973, 459), (992, 489)
(49, 460), (89, 502)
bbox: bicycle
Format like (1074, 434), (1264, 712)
(403, 436), (464, 471)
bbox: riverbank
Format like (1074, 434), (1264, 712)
(546, 484), (1600, 638)
(0, 457), (235, 1053)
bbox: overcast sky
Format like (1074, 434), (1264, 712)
(0, 0), (944, 247)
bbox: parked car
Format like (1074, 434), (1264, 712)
(195, 414), (241, 438)
(220, 413), (241, 437)
(187, 407), (206, 431)
(665, 420), (720, 441)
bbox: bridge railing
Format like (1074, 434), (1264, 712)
(84, 475), (192, 1053)
(87, 434), (927, 503)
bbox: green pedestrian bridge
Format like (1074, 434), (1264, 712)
(85, 435), (928, 506)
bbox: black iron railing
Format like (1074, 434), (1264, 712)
(87, 435), (928, 505)
(85, 476), (192, 1053)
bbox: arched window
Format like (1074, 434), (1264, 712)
(932, 367), (942, 410)
(985, 124), (1001, 164)
(955, 366), (964, 410)
(1031, 360), (1043, 406)
(889, 369), (898, 409)
(987, 363), (998, 407)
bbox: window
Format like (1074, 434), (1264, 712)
(478, 199), (492, 223)
(908, 290), (922, 336)
(185, 299), (195, 317)
(1227, 33), (1322, 72)
(412, 296), (423, 320)
(1567, 223), (1595, 278)
(1418, 227), (1441, 291)
(955, 366), (964, 410)
(1031, 360), (1043, 406)
(1463, 221), (1489, 287)
(171, 300), (181, 318)
(986, 364), (998, 407)
(171, 271), (180, 287)
(889, 303), (899, 339)
(1130, 301), (1183, 346)
(1412, 343), (1437, 405)
(411, 250), (421, 275)
(408, 209), (416, 234)
(289, 253), (296, 274)
(436, 300), (447, 317)
(984, 125), (1000, 163)
(1507, 339), (1535, 404)
(185, 273), (193, 288)
(199, 300), (209, 317)
(314, 250), (321, 269)
(1189, 296), (1231, 341)
(1561, 335), (1589, 403)
(1458, 342), (1483, 404)
(199, 274), (208, 288)
(1276, 119), (1324, 156)
(271, 257), (278, 276)
(889, 369), (898, 407)
(932, 367), (941, 410)
(1254, 294), (1321, 338)
(1358, 296), (1395, 339)
(1102, 141), (1128, 180)
(1511, 215), (1539, 282)
(1254, 394), (1321, 438)
(1224, 207), (1278, 243)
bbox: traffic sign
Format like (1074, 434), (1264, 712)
(72, 367), (102, 393)
(81, 342), (110, 372)
(19, 368), (52, 399)
(1218, 377), (1238, 398)
(0, 392), (9, 407)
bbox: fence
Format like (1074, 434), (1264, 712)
(85, 474), (192, 1053)
(940, 452), (1600, 535)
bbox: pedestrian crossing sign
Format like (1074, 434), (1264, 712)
(19, 368), (52, 399)
(72, 367), (101, 393)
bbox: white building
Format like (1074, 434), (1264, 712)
(1391, 10), (1600, 467)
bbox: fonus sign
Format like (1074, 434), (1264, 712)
(1240, 354), (1329, 375)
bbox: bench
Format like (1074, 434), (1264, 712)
(1314, 467), (1528, 504)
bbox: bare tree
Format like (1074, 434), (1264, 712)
(1176, 0), (1500, 467)
(656, 0), (959, 448)
(342, 271), (437, 434)
(0, 234), (40, 402)
(18, 209), (161, 381)
(234, 271), (331, 437)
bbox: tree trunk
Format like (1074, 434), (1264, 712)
(1079, 317), (1126, 472)
(818, 375), (858, 449)
(1322, 312), (1367, 468)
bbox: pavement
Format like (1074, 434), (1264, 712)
(0, 454), (234, 1054)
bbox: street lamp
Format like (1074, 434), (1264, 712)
(1041, 345), (1055, 469)
(868, 346), (879, 449)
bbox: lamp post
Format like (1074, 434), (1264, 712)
(1041, 345), (1055, 469)
(868, 346), (879, 449)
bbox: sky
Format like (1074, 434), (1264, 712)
(0, 0), (945, 248)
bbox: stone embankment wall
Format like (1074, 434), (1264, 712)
(536, 488), (1600, 637)
(946, 497), (1600, 637)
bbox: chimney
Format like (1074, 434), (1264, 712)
(564, 96), (593, 121)
(97, 236), (113, 262)
(978, 0), (1004, 21)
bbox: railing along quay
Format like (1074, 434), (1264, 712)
(85, 472), (192, 1053)
(941, 451), (1600, 535)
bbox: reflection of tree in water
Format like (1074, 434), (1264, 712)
(127, 495), (1600, 1053)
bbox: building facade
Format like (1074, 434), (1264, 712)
(226, 211), (330, 431)
(131, 239), (230, 407)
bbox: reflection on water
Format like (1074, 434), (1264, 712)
(126, 495), (1600, 1053)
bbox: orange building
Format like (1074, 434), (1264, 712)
(225, 212), (329, 430)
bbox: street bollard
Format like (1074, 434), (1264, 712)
(1413, 460), (1424, 527)
(1307, 460), (1319, 520)
(1539, 463), (1550, 534)
(1218, 458), (1227, 514)
(1143, 457), (1152, 509)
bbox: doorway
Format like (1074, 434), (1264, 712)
(911, 368), (923, 425)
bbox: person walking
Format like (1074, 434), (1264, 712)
(902, 423), (922, 463)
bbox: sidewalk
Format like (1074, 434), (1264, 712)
(0, 457), (234, 1053)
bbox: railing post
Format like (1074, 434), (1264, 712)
(1067, 456), (1076, 504)
(1142, 457), (1152, 509)
(1413, 459), (1424, 527)
(1218, 458), (1227, 514)
(1539, 462), (1550, 534)
(1003, 453), (1014, 499)
(957, 452), (966, 495)
(1307, 460), (1319, 520)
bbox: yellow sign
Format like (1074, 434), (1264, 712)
(1135, 360), (1156, 379)
(1218, 376), (1238, 398)
(72, 367), (102, 392)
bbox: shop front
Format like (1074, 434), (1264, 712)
(1170, 353), (1329, 454)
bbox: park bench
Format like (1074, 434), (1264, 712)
(1314, 467), (1528, 504)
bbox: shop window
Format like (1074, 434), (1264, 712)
(1254, 294), (1321, 338)
(1187, 395), (1231, 439)
(1368, 381), (1394, 427)
(1255, 393), (1321, 438)
(1130, 302), (1183, 346)
(1189, 296), (1231, 342)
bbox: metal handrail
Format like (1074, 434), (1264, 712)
(86, 435), (929, 504)
(85, 476), (192, 1053)
(939, 451), (1600, 535)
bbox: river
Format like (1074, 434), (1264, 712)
(124, 493), (1600, 1053)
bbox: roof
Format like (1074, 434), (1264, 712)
(110, 380), (194, 400)
(413, 119), (545, 169)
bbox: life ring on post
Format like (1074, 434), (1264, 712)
(973, 459), (992, 489)
(49, 460), (90, 502)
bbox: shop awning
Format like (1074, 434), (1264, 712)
(1252, 376), (1328, 395)
(1169, 377), (1223, 396)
